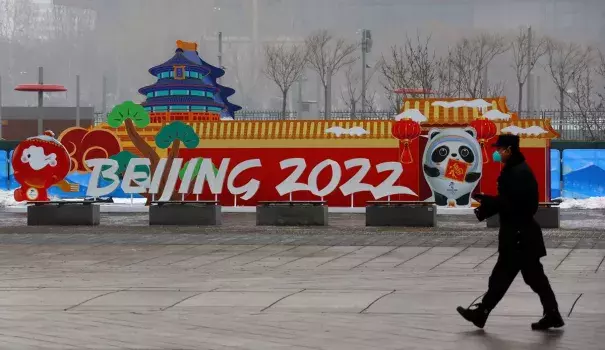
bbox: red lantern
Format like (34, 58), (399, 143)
(391, 119), (421, 164)
(470, 118), (497, 163)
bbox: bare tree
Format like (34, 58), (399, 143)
(545, 40), (593, 124)
(510, 27), (548, 112)
(597, 50), (605, 103)
(340, 62), (378, 119)
(305, 30), (358, 119)
(379, 48), (407, 112)
(379, 34), (441, 108)
(449, 33), (509, 98)
(263, 42), (308, 119)
(565, 64), (605, 140)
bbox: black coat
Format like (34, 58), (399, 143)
(475, 152), (547, 258)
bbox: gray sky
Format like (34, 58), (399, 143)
(1, 0), (604, 112)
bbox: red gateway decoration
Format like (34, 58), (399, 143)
(391, 119), (421, 164)
(12, 131), (71, 201)
(470, 118), (497, 163)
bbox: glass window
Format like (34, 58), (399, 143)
(191, 72), (199, 79)
(208, 107), (222, 112)
(144, 107), (151, 112)
(155, 90), (169, 97)
(146, 92), (154, 98)
(170, 105), (189, 111)
(191, 90), (205, 97)
(185, 71), (191, 78)
(207, 92), (214, 99)
(154, 106), (168, 112)
(191, 106), (206, 111)
(170, 90), (189, 96)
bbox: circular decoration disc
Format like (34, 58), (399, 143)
(26, 188), (39, 201)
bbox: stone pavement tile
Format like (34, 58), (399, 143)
(366, 291), (578, 317)
(555, 249), (605, 272)
(278, 246), (362, 269)
(431, 247), (498, 271)
(541, 249), (572, 269)
(269, 290), (389, 313)
(366, 290), (480, 315)
(397, 247), (463, 271)
(489, 292), (579, 317)
(75, 290), (199, 310)
(315, 246), (396, 269)
(353, 246), (430, 269)
(243, 246), (332, 269)
(102, 244), (200, 267)
(209, 245), (299, 267)
(166, 245), (262, 269)
(176, 290), (296, 310)
(569, 293), (605, 315)
(0, 290), (105, 310)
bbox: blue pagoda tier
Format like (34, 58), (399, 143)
(138, 40), (240, 123)
(179, 41), (242, 119)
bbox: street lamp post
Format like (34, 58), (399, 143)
(361, 29), (372, 116)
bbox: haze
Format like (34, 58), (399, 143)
(1, 0), (604, 113)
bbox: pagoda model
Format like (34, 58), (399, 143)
(98, 40), (243, 157)
(138, 40), (241, 122)
(178, 40), (241, 119)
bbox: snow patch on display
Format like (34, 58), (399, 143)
(325, 126), (369, 137)
(482, 110), (511, 121)
(500, 125), (547, 136)
(432, 99), (491, 111)
(394, 109), (428, 123)
(559, 197), (605, 209)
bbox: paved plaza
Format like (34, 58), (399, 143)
(0, 210), (603, 349)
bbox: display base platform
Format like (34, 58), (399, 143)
(27, 202), (100, 226)
(148, 202), (222, 226)
(256, 201), (328, 226)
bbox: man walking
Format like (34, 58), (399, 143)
(456, 134), (564, 331)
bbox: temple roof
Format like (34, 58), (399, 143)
(402, 96), (559, 139)
(138, 80), (218, 95)
(141, 96), (225, 109)
(148, 50), (211, 76)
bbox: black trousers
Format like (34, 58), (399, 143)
(481, 254), (559, 312)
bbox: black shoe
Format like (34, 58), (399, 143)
(457, 303), (490, 329)
(531, 311), (565, 330)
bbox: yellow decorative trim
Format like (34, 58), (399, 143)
(520, 139), (546, 148)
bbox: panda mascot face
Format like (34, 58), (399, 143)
(422, 127), (483, 207)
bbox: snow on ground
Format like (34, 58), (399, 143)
(559, 197), (605, 209)
(0, 190), (17, 207)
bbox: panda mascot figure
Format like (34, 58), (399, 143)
(422, 127), (483, 207)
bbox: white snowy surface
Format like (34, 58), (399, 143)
(500, 125), (547, 136)
(0, 190), (17, 207)
(394, 109), (428, 123)
(559, 197), (605, 209)
(432, 99), (491, 110)
(325, 126), (369, 137)
(482, 110), (511, 121)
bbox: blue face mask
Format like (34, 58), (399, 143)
(492, 150), (502, 163)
